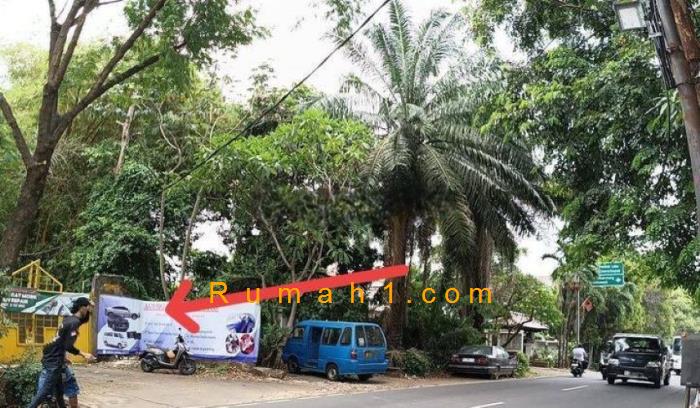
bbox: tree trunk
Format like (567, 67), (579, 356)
(158, 191), (169, 299)
(0, 139), (56, 270)
(464, 222), (493, 330)
(180, 187), (204, 282)
(114, 104), (136, 175)
(385, 211), (410, 349)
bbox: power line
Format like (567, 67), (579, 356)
(163, 0), (392, 191)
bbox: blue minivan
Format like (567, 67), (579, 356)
(282, 320), (388, 381)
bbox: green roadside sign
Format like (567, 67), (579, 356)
(592, 262), (625, 287)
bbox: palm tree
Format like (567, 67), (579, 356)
(325, 1), (553, 347)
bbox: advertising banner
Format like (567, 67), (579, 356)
(97, 295), (260, 363)
(1, 289), (88, 315)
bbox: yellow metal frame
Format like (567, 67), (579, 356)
(1, 260), (93, 362)
(10, 259), (63, 292)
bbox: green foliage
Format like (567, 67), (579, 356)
(486, 268), (563, 338)
(468, 0), (699, 297)
(298, 287), (372, 323)
(69, 163), (163, 297)
(0, 354), (41, 407)
(258, 317), (292, 367)
(405, 274), (483, 367)
(388, 348), (433, 377)
(209, 109), (377, 291)
(514, 351), (530, 378)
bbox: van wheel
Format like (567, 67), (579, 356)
(325, 364), (339, 381)
(131, 314), (139, 320)
(358, 374), (372, 381)
(287, 357), (300, 374)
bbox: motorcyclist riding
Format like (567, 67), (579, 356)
(572, 344), (588, 371)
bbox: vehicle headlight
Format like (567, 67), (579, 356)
(609, 358), (620, 366)
(646, 361), (661, 368)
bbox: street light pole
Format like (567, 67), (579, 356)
(655, 0), (700, 237)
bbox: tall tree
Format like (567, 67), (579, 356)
(470, 0), (700, 298)
(0, 0), (259, 269)
(326, 1), (553, 346)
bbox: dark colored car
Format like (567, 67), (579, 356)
(447, 345), (517, 379)
(606, 333), (671, 388)
(107, 315), (129, 332)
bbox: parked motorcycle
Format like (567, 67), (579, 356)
(139, 331), (197, 375)
(570, 359), (585, 377)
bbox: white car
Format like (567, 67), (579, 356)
(103, 331), (128, 349)
(105, 305), (140, 320)
(671, 336), (682, 375)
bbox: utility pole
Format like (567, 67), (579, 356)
(655, 0), (700, 237)
(575, 274), (581, 345)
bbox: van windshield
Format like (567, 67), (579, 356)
(357, 325), (385, 347)
(672, 338), (682, 355)
(614, 337), (660, 353)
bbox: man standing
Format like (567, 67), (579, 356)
(27, 297), (95, 408)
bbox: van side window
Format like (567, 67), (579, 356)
(363, 325), (385, 347)
(339, 328), (351, 345)
(291, 327), (304, 340)
(321, 328), (341, 345)
(356, 326), (366, 347)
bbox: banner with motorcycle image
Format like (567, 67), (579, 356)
(97, 294), (260, 363)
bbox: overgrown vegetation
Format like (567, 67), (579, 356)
(0, 354), (42, 407)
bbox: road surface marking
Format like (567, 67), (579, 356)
(470, 403), (505, 408)
(561, 385), (589, 391)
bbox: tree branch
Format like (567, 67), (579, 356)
(55, 0), (97, 85)
(257, 207), (295, 275)
(48, 0), (58, 24)
(86, 0), (167, 94)
(62, 54), (160, 129)
(0, 93), (33, 168)
(48, 0), (85, 84)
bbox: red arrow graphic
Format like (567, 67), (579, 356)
(166, 265), (409, 333)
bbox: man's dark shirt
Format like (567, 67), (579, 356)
(42, 315), (81, 367)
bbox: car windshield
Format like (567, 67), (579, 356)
(614, 337), (661, 353)
(459, 346), (492, 355)
(672, 338), (682, 355)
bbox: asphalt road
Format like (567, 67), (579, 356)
(220, 372), (688, 408)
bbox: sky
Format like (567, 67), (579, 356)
(0, 0), (561, 282)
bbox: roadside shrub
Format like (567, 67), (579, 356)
(1, 354), (41, 407)
(258, 321), (291, 368)
(388, 348), (432, 377)
(405, 297), (482, 369)
(425, 327), (481, 369)
(514, 352), (530, 378)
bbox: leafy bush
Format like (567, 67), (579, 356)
(1, 354), (42, 407)
(405, 295), (482, 369)
(425, 327), (481, 369)
(515, 351), (530, 377)
(388, 348), (432, 377)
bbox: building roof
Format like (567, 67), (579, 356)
(503, 311), (549, 332)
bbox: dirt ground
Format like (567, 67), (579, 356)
(73, 360), (567, 408)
